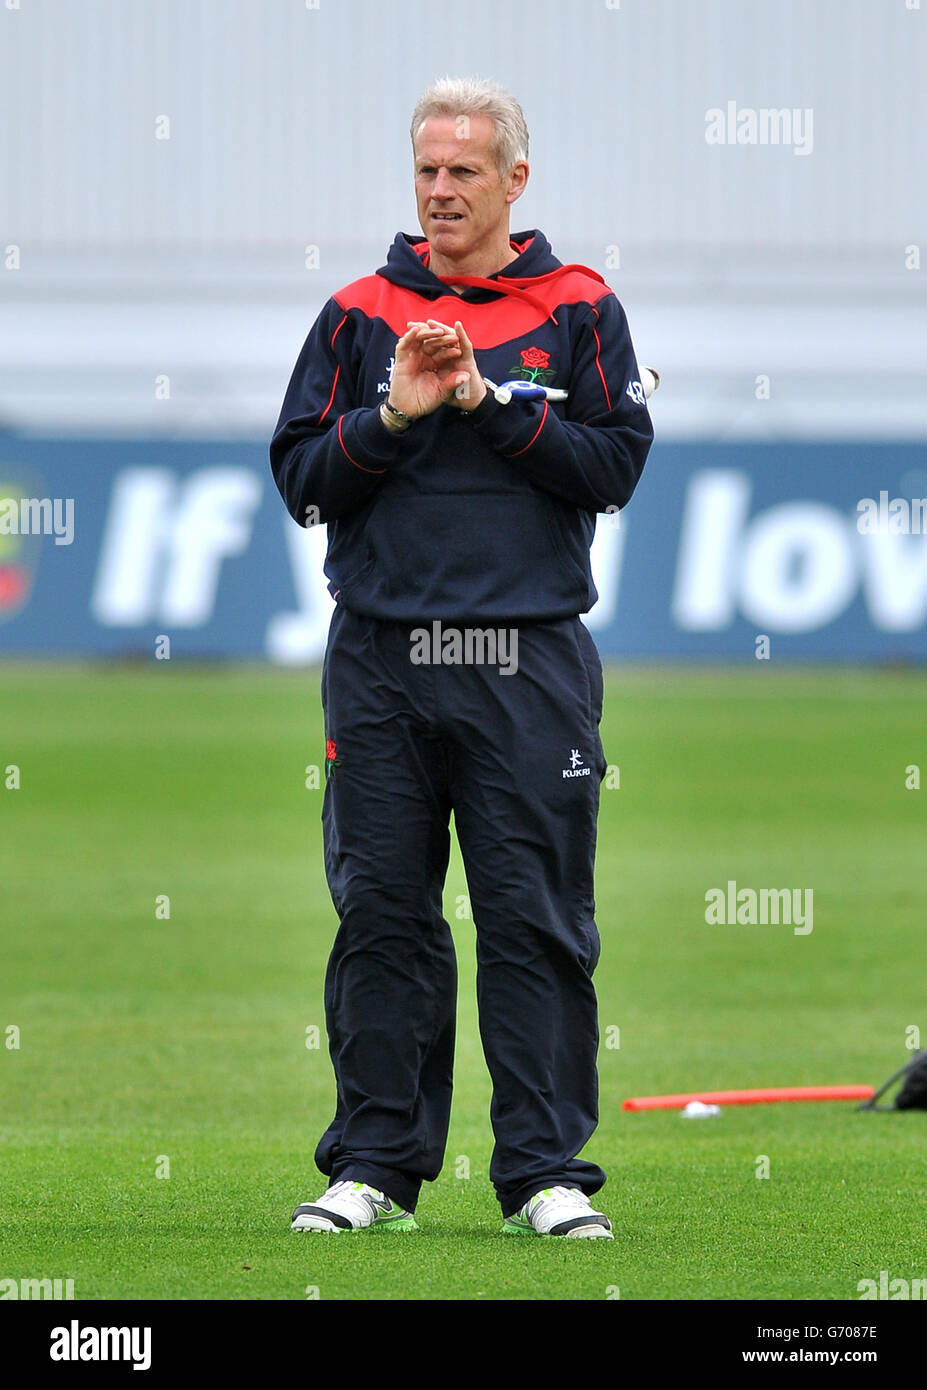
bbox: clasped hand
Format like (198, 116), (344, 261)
(387, 319), (487, 419)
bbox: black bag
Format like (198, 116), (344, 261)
(859, 1050), (927, 1112)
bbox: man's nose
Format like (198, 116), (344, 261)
(432, 167), (455, 198)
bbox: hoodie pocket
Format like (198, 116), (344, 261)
(352, 490), (589, 618)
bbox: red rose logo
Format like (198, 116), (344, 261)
(520, 347), (550, 371)
(324, 737), (342, 780)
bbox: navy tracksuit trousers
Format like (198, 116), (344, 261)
(315, 603), (609, 1219)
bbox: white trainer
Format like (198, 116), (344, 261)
(502, 1186), (613, 1238)
(291, 1179), (418, 1232)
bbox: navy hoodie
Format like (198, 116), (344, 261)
(270, 230), (653, 623)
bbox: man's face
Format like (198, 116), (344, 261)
(413, 114), (525, 263)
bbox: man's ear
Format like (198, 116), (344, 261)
(505, 161), (529, 205)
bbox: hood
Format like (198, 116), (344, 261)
(376, 230), (607, 325)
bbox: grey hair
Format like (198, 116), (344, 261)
(410, 76), (529, 176)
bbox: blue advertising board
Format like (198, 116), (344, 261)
(1, 436), (925, 662)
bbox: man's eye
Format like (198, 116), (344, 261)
(417, 167), (475, 177)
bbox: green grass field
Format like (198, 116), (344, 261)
(1, 663), (925, 1301)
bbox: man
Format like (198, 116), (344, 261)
(270, 76), (653, 1239)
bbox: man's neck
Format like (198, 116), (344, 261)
(428, 240), (521, 284)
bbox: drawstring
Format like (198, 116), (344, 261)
(434, 273), (561, 325)
(434, 265), (609, 327)
(408, 239), (609, 327)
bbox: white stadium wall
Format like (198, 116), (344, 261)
(1, 0), (925, 438)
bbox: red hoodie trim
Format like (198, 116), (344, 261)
(333, 270), (612, 349)
(330, 312), (348, 348)
(592, 321), (612, 410)
(505, 400), (549, 457)
(337, 415), (387, 474)
(319, 364), (340, 424)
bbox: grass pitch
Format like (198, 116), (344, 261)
(1, 662), (925, 1300)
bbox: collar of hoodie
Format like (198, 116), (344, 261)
(377, 231), (608, 328)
